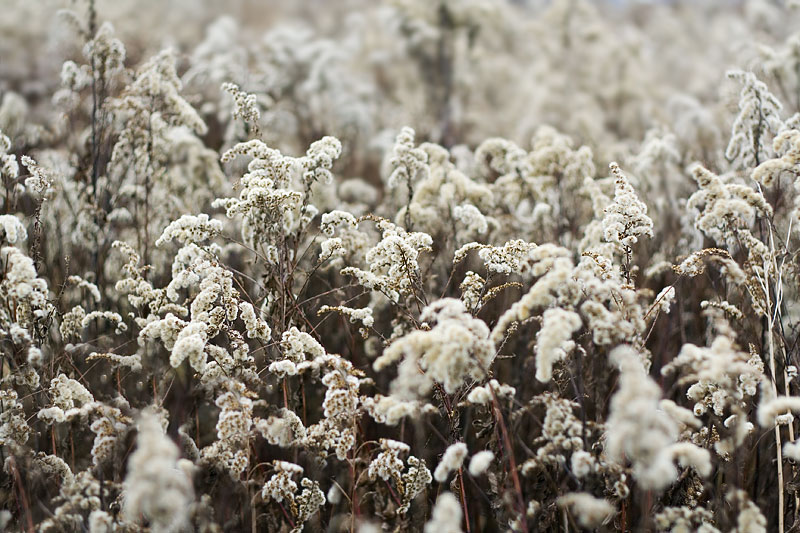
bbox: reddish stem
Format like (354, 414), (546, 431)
(490, 388), (528, 533)
(8, 457), (34, 533)
(458, 467), (471, 533)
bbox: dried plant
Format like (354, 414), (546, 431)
(7, 1), (800, 532)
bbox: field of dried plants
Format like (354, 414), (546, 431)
(5, 0), (800, 531)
